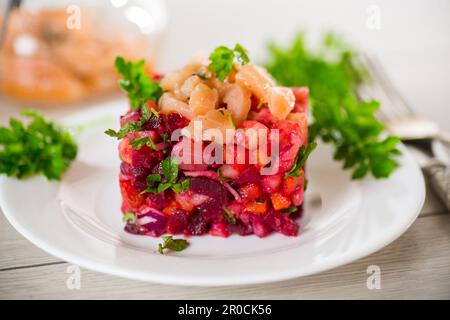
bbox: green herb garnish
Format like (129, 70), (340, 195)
(105, 104), (155, 140)
(223, 206), (236, 224)
(158, 236), (189, 254)
(208, 43), (250, 80)
(281, 206), (298, 214)
(114, 56), (163, 110)
(122, 211), (137, 224)
(217, 167), (232, 183)
(265, 32), (401, 179)
(0, 111), (77, 180)
(285, 142), (317, 178)
(130, 136), (157, 150)
(141, 157), (190, 194)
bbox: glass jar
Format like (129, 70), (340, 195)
(0, 0), (168, 105)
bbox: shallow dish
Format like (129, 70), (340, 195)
(0, 100), (425, 286)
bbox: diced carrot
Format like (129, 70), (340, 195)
(270, 192), (292, 210)
(282, 176), (299, 195)
(163, 199), (179, 216)
(245, 200), (268, 214)
(239, 183), (262, 202)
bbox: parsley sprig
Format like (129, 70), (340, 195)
(265, 32), (401, 179)
(0, 111), (77, 180)
(285, 141), (317, 178)
(105, 104), (158, 149)
(208, 43), (250, 80)
(142, 157), (190, 194)
(114, 56), (163, 110)
(223, 206), (236, 224)
(158, 236), (189, 254)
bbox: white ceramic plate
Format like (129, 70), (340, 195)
(0, 100), (425, 286)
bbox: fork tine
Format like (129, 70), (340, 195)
(357, 54), (400, 122)
(362, 54), (415, 119)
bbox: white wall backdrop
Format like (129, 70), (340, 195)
(161, 0), (450, 130)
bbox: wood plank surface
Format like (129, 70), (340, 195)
(1, 213), (449, 299)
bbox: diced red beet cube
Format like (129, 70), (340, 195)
(166, 209), (189, 234)
(264, 210), (299, 236)
(186, 213), (209, 235)
(261, 174), (282, 193)
(209, 223), (230, 238)
(251, 215), (271, 238)
(234, 166), (261, 186)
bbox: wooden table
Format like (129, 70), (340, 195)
(0, 178), (449, 299)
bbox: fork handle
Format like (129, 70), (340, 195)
(436, 131), (450, 147)
(423, 160), (450, 210)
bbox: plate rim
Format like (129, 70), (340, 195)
(0, 102), (426, 286)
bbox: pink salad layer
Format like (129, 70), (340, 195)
(119, 87), (309, 238)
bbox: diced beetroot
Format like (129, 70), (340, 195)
(120, 111), (140, 127)
(264, 210), (299, 236)
(197, 200), (223, 223)
(166, 209), (189, 234)
(164, 113), (190, 133)
(234, 166), (260, 186)
(260, 174), (282, 193)
(189, 177), (229, 204)
(291, 186), (304, 206)
(209, 223), (230, 238)
(232, 220), (253, 235)
(119, 133), (164, 168)
(251, 215), (271, 238)
(186, 213), (209, 235)
(145, 192), (166, 211)
(248, 107), (277, 127)
(239, 183), (262, 202)
(132, 178), (148, 192)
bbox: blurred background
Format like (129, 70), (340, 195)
(0, 0), (449, 131)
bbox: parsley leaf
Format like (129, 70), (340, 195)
(141, 157), (191, 194)
(281, 206), (298, 214)
(130, 136), (157, 150)
(162, 156), (179, 183)
(0, 111), (77, 180)
(105, 104), (157, 140)
(285, 142), (317, 178)
(265, 32), (401, 179)
(158, 236), (189, 254)
(208, 43), (250, 80)
(234, 43), (250, 65)
(114, 56), (163, 110)
(122, 212), (137, 224)
(223, 206), (236, 224)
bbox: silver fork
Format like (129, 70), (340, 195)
(358, 54), (450, 146)
(358, 54), (450, 210)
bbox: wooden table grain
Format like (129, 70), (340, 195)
(0, 179), (449, 300)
